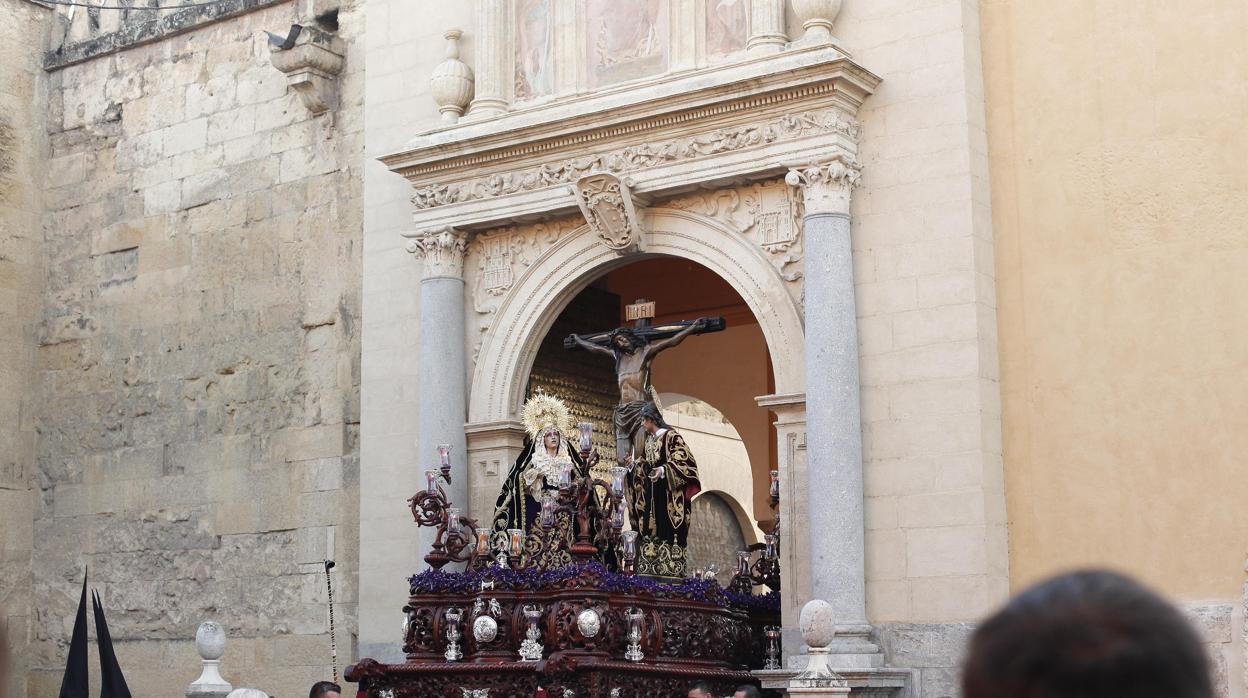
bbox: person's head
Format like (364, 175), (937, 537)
(309, 681), (342, 698)
(542, 428), (560, 453)
(962, 570), (1213, 698)
(733, 686), (762, 698)
(640, 403), (668, 434)
(609, 328), (645, 354)
(687, 682), (715, 698)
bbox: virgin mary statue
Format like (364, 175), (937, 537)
(491, 392), (592, 569)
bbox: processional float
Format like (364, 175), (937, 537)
(346, 431), (785, 698)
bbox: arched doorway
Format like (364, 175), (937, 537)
(464, 207), (807, 614)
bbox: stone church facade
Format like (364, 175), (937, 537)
(0, 1), (1244, 697)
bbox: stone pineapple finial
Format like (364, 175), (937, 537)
(187, 621), (232, 698)
(431, 30), (475, 124)
(790, 0), (844, 46)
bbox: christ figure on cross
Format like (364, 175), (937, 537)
(565, 301), (722, 467)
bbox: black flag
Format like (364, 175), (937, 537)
(91, 590), (132, 698)
(58, 571), (89, 698)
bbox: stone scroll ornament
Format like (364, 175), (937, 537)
(572, 172), (645, 254)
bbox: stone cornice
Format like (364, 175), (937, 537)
(383, 46), (879, 233)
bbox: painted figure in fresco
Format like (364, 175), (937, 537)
(627, 402), (701, 580)
(706, 0), (748, 56)
(515, 0), (554, 99)
(567, 317), (710, 468)
(491, 392), (593, 569)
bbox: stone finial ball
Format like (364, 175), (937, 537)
(799, 599), (837, 648)
(196, 621), (227, 660)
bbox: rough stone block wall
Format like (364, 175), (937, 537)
(26, 1), (364, 695)
(0, 3), (52, 696)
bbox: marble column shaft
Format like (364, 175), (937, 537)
(468, 0), (510, 117)
(787, 159), (869, 634)
(408, 228), (470, 551)
(748, 0), (788, 53)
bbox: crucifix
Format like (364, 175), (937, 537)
(564, 299), (725, 467)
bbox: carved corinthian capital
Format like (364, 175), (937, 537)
(785, 156), (862, 216)
(405, 227), (470, 279)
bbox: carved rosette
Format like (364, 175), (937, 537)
(406, 227), (470, 279)
(785, 156), (862, 217)
(572, 172), (644, 254)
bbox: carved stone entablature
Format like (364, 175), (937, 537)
(383, 45), (880, 235)
(785, 155), (862, 217)
(405, 227), (470, 280)
(572, 173), (644, 255)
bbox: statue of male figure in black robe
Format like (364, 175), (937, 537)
(627, 403), (701, 580)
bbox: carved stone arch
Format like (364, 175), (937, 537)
(467, 207), (806, 426)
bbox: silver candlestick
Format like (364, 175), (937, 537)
(444, 608), (463, 662)
(624, 608), (644, 662)
(518, 604), (544, 661)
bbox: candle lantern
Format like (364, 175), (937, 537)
(474, 528), (491, 556)
(611, 500), (626, 530)
(763, 625), (782, 670)
(764, 532), (779, 561)
(446, 507), (461, 535)
(736, 550), (751, 576)
(425, 469), (439, 494)
(444, 608), (464, 662)
(620, 530), (639, 565)
(540, 492), (556, 527)
(557, 462), (573, 489)
(769, 469), (780, 502)
(577, 422), (594, 453)
(507, 528), (524, 559)
(518, 604), (544, 661)
(624, 608), (644, 662)
(609, 466), (627, 497)
(438, 444), (453, 478)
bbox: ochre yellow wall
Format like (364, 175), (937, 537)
(982, 0), (1248, 599)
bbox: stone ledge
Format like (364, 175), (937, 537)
(43, 0), (290, 71)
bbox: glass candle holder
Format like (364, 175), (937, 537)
(475, 528), (491, 556)
(736, 550), (751, 576)
(769, 469), (780, 500)
(446, 507), (461, 535)
(764, 532), (779, 560)
(609, 466), (627, 497)
(577, 422), (594, 452)
(438, 444), (452, 469)
(763, 625), (782, 670)
(539, 492), (556, 527)
(620, 530), (639, 562)
(624, 607), (644, 662)
(611, 500), (626, 530)
(425, 469), (439, 494)
(507, 528), (524, 558)
(445, 608), (464, 662)
(557, 462), (573, 489)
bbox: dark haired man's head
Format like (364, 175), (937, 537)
(733, 686), (762, 698)
(962, 570), (1213, 698)
(609, 328), (645, 353)
(309, 681), (342, 698)
(687, 681), (715, 698)
(640, 402), (669, 432)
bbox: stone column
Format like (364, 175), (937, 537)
(785, 157), (880, 666)
(406, 228), (471, 552)
(467, 0), (510, 118)
(748, 0), (788, 54)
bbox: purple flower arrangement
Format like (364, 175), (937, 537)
(407, 561), (744, 607)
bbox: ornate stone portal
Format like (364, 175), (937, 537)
(385, 41), (883, 672)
